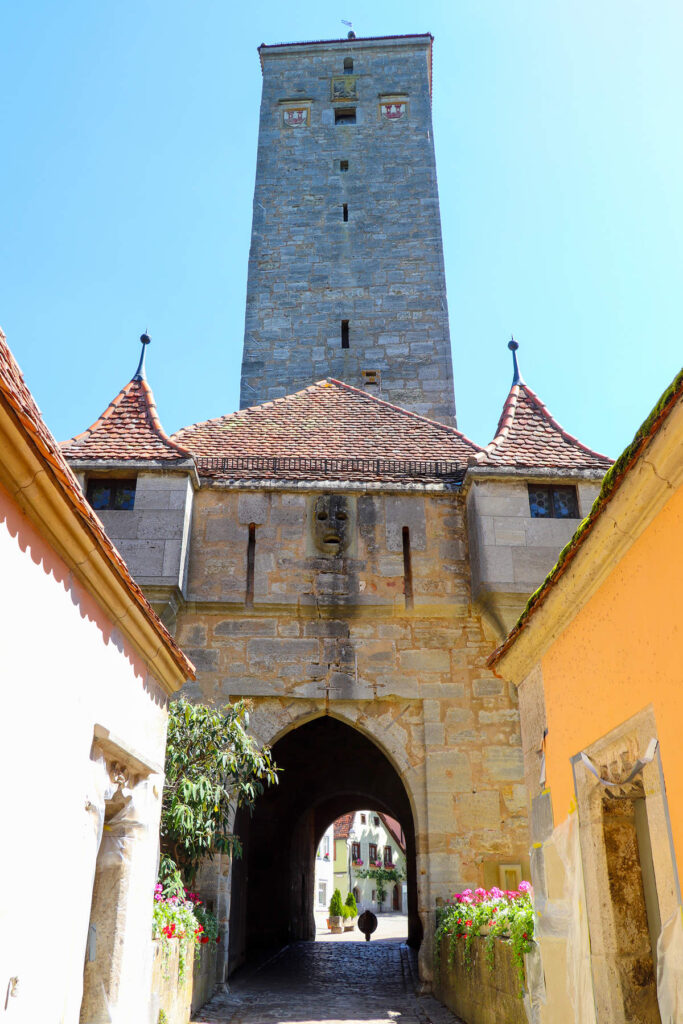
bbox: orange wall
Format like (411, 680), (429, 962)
(541, 483), (683, 865)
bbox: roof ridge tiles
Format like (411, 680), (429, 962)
(324, 378), (482, 448)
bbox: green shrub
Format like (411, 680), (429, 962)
(345, 891), (358, 916)
(329, 888), (344, 917)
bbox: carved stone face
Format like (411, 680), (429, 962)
(312, 494), (351, 555)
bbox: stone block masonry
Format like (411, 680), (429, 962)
(240, 36), (457, 425)
(176, 483), (529, 978)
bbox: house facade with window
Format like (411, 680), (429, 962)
(314, 823), (335, 913)
(331, 811), (408, 913)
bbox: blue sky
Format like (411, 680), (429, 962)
(2, 1), (681, 457)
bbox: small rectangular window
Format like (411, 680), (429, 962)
(335, 108), (356, 125)
(86, 478), (136, 511)
(373, 816), (380, 827)
(343, 58), (353, 73)
(342, 203), (348, 222)
(351, 841), (361, 862)
(360, 813), (366, 824)
(368, 843), (378, 863)
(340, 160), (349, 171)
(384, 847), (393, 866)
(341, 320), (349, 349)
(528, 484), (579, 519)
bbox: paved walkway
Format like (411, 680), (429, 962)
(194, 937), (464, 1024)
(313, 910), (409, 943)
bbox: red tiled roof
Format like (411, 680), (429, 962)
(477, 381), (612, 471)
(173, 379), (481, 482)
(61, 377), (191, 462)
(333, 813), (355, 840)
(0, 330), (194, 681)
(380, 814), (406, 852)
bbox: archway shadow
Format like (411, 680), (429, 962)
(229, 715), (422, 974)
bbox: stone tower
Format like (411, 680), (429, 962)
(240, 34), (457, 425)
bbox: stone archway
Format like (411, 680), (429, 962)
(228, 715), (421, 973)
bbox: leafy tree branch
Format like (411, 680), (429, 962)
(161, 698), (278, 882)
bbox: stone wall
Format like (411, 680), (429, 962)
(151, 939), (218, 1024)
(240, 37), (456, 425)
(434, 934), (528, 1024)
(95, 470), (194, 591)
(176, 482), (529, 978)
(466, 474), (602, 635)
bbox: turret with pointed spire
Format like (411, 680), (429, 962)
(464, 338), (612, 637)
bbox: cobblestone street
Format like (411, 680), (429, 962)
(194, 940), (464, 1024)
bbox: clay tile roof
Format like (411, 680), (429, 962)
(0, 330), (194, 681)
(477, 380), (612, 471)
(172, 379), (481, 483)
(61, 376), (192, 462)
(380, 814), (406, 851)
(333, 813), (355, 840)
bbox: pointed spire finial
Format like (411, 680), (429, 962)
(508, 336), (523, 385)
(134, 332), (151, 381)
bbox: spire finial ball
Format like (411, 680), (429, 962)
(140, 333), (151, 346)
(508, 337), (519, 352)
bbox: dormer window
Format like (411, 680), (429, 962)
(528, 484), (579, 519)
(86, 478), (136, 511)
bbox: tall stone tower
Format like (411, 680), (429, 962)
(240, 34), (457, 425)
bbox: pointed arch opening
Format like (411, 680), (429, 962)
(228, 715), (421, 973)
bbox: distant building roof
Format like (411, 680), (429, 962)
(173, 378), (481, 483)
(61, 376), (191, 463)
(380, 814), (406, 852)
(0, 329), (194, 683)
(333, 813), (355, 840)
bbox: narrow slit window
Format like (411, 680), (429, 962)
(342, 203), (348, 222)
(341, 320), (350, 348)
(402, 526), (414, 609)
(340, 160), (349, 172)
(246, 523), (256, 607)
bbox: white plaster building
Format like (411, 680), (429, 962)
(333, 811), (407, 914)
(0, 331), (194, 1024)
(314, 824), (335, 912)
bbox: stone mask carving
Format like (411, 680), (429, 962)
(313, 494), (350, 555)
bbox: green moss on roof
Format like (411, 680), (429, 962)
(490, 365), (683, 666)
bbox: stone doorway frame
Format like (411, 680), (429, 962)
(571, 705), (680, 1022)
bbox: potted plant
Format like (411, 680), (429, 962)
(328, 888), (345, 933)
(343, 891), (358, 931)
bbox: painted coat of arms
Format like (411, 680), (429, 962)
(283, 107), (308, 128)
(380, 101), (406, 121)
